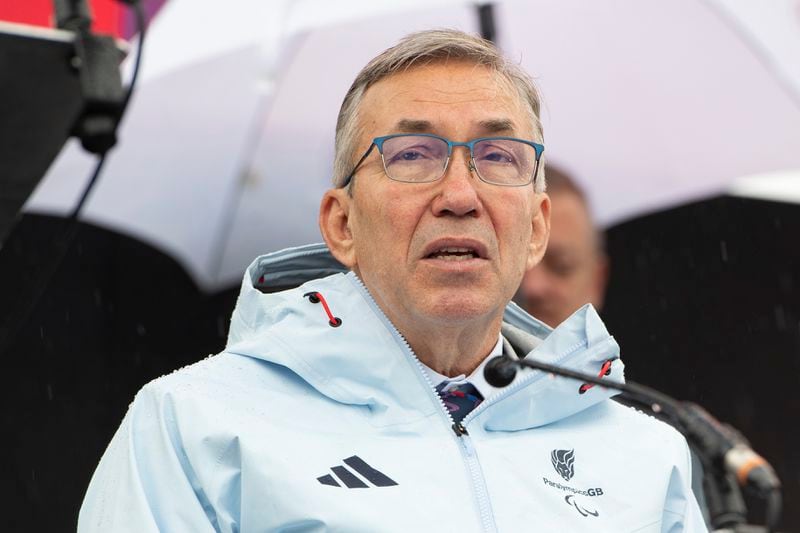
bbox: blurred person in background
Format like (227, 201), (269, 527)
(518, 165), (608, 327)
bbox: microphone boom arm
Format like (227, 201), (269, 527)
(484, 355), (782, 532)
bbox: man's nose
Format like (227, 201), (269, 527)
(430, 150), (482, 217)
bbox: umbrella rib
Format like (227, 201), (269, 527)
(205, 93), (273, 286)
(205, 38), (305, 286)
(700, 0), (800, 112)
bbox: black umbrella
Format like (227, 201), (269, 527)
(603, 195), (800, 530)
(0, 213), (239, 532)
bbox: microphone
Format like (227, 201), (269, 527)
(484, 354), (517, 387)
(485, 354), (639, 397)
(484, 355), (781, 496)
(681, 403), (781, 497)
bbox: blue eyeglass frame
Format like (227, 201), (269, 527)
(341, 133), (545, 188)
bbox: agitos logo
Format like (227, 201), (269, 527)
(565, 495), (599, 518)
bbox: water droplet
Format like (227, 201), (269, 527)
(779, 273), (794, 293)
(774, 306), (787, 331)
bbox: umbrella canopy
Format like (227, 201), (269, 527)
(24, 0), (478, 290)
(499, 0), (800, 224)
(23, 0), (800, 292)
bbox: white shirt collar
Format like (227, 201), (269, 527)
(419, 334), (506, 399)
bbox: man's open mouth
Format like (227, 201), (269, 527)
(426, 247), (480, 261)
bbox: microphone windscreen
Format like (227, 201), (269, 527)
(484, 356), (517, 388)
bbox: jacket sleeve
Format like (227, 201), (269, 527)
(660, 438), (709, 533)
(77, 385), (220, 533)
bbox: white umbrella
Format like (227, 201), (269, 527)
(25, 0), (800, 291)
(496, 0), (800, 224)
(25, 0), (477, 289)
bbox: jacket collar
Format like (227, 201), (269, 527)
(226, 244), (623, 431)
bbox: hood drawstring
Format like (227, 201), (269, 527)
(578, 359), (614, 395)
(304, 291), (342, 327)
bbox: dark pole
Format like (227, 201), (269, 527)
(477, 3), (497, 43)
(53, 0), (93, 32)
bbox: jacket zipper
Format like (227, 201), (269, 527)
(453, 427), (497, 533)
(348, 273), (498, 533)
(448, 339), (618, 532)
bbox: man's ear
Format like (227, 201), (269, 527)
(319, 188), (357, 268)
(526, 192), (551, 270)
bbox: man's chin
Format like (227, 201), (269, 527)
(414, 291), (504, 325)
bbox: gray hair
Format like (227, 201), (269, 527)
(332, 28), (546, 192)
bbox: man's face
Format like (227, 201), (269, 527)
(321, 61), (549, 334)
(520, 189), (608, 327)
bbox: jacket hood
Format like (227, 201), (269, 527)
(226, 244), (624, 431)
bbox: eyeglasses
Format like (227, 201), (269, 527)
(342, 133), (544, 188)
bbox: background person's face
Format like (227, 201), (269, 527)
(335, 61), (549, 332)
(520, 189), (607, 327)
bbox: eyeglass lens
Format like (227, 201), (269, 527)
(380, 135), (537, 185)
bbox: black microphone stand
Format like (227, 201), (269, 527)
(484, 355), (782, 532)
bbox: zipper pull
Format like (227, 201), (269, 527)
(452, 422), (469, 437)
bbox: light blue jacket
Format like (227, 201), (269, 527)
(79, 244), (707, 532)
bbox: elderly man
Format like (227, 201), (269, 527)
(79, 30), (705, 531)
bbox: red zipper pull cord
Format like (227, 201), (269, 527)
(303, 292), (342, 327)
(578, 359), (614, 394)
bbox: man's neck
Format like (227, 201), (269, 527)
(420, 334), (504, 387)
(399, 315), (504, 378)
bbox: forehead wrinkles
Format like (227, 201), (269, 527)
(397, 65), (507, 102)
(395, 65), (505, 103)
(359, 63), (528, 136)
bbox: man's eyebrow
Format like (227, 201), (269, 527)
(394, 119), (433, 133)
(478, 119), (516, 134)
(393, 118), (517, 135)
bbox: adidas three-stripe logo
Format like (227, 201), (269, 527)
(317, 455), (398, 488)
